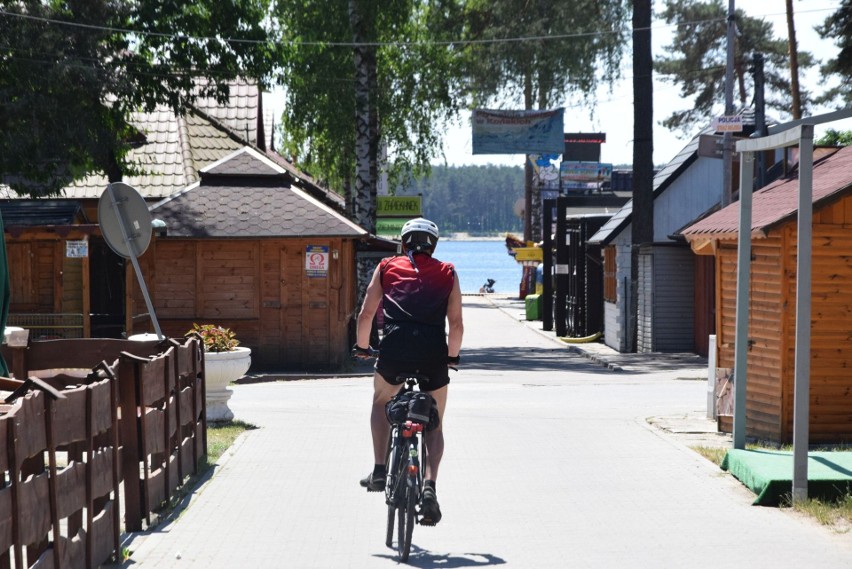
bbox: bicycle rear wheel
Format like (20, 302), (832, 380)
(397, 479), (416, 561)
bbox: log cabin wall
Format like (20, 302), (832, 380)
(784, 196), (852, 443)
(137, 237), (356, 371)
(6, 233), (90, 339)
(715, 193), (852, 444)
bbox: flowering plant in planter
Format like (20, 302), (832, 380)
(185, 323), (251, 422)
(186, 323), (240, 352)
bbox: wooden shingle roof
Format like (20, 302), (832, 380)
(681, 146), (851, 241)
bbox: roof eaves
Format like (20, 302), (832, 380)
(149, 180), (201, 212)
(290, 184), (367, 236)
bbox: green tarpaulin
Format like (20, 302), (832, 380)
(722, 449), (852, 506)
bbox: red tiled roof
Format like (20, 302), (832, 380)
(681, 146), (852, 240)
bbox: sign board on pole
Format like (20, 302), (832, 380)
(472, 108), (564, 154)
(513, 247), (543, 262)
(713, 115), (743, 133)
(376, 218), (409, 239)
(377, 196), (421, 217)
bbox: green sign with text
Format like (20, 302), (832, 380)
(376, 218), (410, 238)
(377, 196), (421, 217)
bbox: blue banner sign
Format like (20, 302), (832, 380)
(560, 161), (613, 183)
(472, 109), (565, 154)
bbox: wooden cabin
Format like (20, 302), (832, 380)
(140, 147), (367, 371)
(681, 145), (852, 444)
(0, 201), (117, 339)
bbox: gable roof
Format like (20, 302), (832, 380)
(587, 126), (710, 245)
(150, 147), (366, 239)
(680, 145), (851, 241)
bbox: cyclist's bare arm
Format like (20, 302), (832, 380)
(447, 273), (463, 360)
(356, 264), (384, 350)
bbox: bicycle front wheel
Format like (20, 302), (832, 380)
(397, 482), (416, 561)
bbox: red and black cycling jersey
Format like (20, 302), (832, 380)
(377, 253), (455, 363)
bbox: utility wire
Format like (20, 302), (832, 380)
(0, 5), (841, 49)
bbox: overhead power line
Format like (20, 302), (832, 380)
(0, 5), (840, 49)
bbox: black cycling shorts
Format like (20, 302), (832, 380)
(376, 359), (450, 391)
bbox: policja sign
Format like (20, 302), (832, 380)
(713, 115), (743, 133)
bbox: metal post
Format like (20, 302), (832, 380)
(107, 185), (164, 340)
(733, 150), (753, 450)
(554, 197), (568, 337)
(792, 125), (814, 504)
(542, 199), (555, 331)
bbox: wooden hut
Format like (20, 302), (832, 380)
(141, 147), (367, 371)
(0, 201), (110, 339)
(681, 145), (852, 444)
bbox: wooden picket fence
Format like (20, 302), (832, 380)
(0, 336), (207, 568)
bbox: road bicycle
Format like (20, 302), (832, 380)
(383, 374), (433, 562)
(352, 346), (451, 562)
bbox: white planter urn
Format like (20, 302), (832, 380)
(203, 347), (251, 422)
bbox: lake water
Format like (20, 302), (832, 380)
(436, 240), (524, 294)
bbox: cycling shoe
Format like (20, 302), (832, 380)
(419, 487), (442, 525)
(359, 472), (386, 492)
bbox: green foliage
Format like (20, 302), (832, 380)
(656, 0), (815, 134)
(272, 0), (464, 193)
(186, 323), (240, 353)
(397, 164), (524, 233)
(817, 1), (852, 106)
(816, 129), (852, 146)
(0, 0), (278, 197)
(461, 0), (629, 110)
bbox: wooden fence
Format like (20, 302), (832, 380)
(0, 336), (207, 568)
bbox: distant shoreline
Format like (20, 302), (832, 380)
(443, 232), (518, 242)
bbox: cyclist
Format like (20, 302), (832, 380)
(353, 217), (463, 526)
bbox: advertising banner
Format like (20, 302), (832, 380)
(472, 108), (564, 154)
(560, 161), (613, 183)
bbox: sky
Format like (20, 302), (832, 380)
(437, 1), (849, 168)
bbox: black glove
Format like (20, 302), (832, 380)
(447, 355), (460, 368)
(352, 344), (375, 360)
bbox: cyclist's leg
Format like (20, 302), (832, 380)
(371, 371), (402, 464)
(423, 384), (447, 481)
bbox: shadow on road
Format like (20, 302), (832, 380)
(374, 545), (507, 567)
(461, 345), (615, 374)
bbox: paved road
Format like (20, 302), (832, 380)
(125, 297), (852, 568)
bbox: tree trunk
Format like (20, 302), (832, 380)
(349, 0), (374, 234)
(785, 0), (803, 119)
(349, 0), (378, 320)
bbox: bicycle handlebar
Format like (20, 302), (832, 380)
(351, 344), (459, 371)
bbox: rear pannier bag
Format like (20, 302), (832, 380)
(385, 391), (440, 431)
